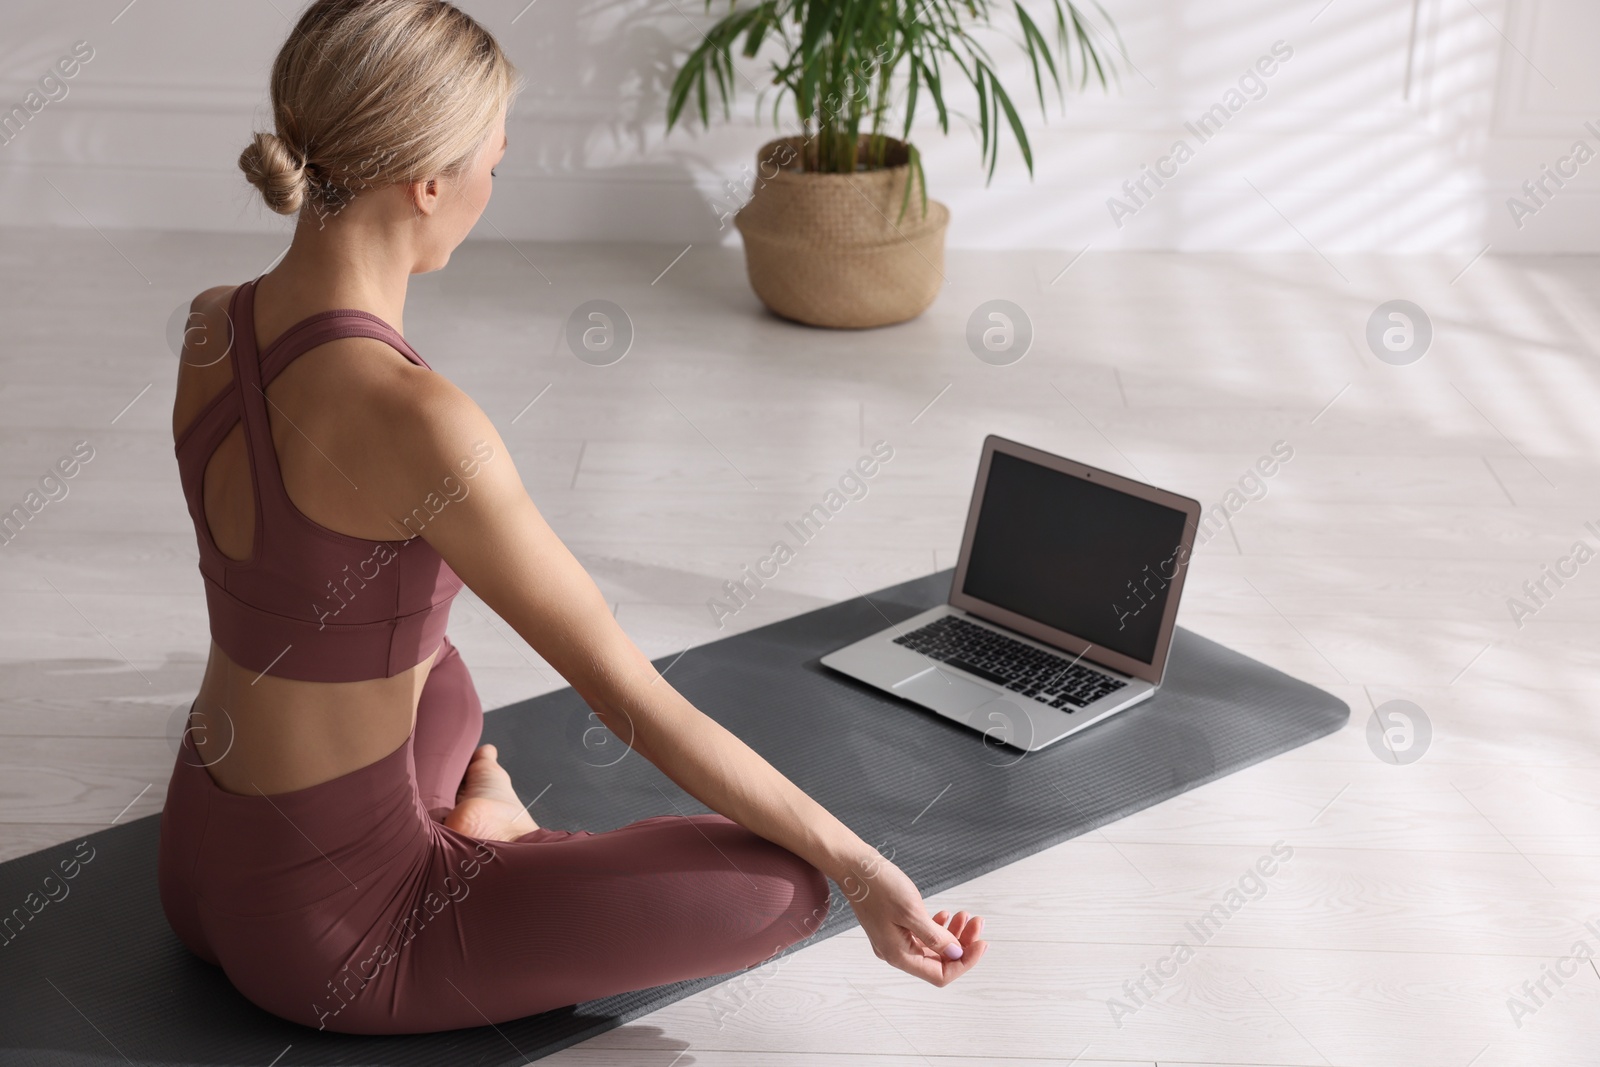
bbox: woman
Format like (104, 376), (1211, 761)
(159, 0), (987, 1035)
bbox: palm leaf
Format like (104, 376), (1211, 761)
(668, 0), (1120, 182)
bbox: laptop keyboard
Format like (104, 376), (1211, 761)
(893, 615), (1127, 710)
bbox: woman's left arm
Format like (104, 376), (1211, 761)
(385, 379), (881, 888)
(391, 382), (987, 982)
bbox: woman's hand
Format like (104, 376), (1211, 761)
(840, 854), (988, 986)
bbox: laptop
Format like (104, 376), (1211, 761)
(821, 435), (1201, 752)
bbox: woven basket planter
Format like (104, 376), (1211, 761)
(735, 136), (949, 329)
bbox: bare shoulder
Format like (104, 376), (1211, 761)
(185, 283), (239, 345)
(368, 367), (499, 462)
(171, 284), (243, 441)
(348, 364), (519, 527)
(191, 284), (237, 312)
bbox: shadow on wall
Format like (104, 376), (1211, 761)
(487, 0), (1587, 253)
(484, 0), (754, 244)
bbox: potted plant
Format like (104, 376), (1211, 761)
(667, 0), (1120, 329)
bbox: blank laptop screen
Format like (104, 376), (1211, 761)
(961, 451), (1191, 665)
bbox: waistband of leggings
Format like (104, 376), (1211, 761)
(175, 714), (428, 879)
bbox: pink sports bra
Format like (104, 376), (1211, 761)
(173, 277), (463, 682)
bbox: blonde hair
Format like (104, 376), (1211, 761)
(239, 0), (521, 217)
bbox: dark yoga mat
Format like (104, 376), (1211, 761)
(0, 569), (1347, 1066)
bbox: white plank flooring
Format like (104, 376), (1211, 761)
(1, 228), (1596, 1066)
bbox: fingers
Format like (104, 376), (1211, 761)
(930, 916), (988, 985)
(945, 936), (989, 980)
(953, 908), (979, 953)
(912, 912), (965, 960)
(892, 952), (950, 985)
(949, 912), (983, 945)
(922, 910), (981, 955)
(887, 933), (989, 987)
(890, 908), (989, 985)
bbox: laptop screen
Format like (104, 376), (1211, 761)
(961, 450), (1192, 665)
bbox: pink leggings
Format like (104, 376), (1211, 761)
(158, 636), (833, 1034)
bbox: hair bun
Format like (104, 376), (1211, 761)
(238, 130), (308, 215)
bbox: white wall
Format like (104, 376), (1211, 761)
(0, 0), (1595, 252)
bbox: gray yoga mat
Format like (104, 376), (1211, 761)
(0, 569), (1346, 1066)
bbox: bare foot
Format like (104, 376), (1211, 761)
(443, 745), (540, 842)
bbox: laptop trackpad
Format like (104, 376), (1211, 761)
(892, 665), (998, 715)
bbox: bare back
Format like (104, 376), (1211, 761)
(172, 281), (440, 795)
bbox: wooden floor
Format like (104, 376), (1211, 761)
(1, 228), (1596, 1066)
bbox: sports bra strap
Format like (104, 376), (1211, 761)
(259, 311), (431, 386)
(227, 277), (432, 524)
